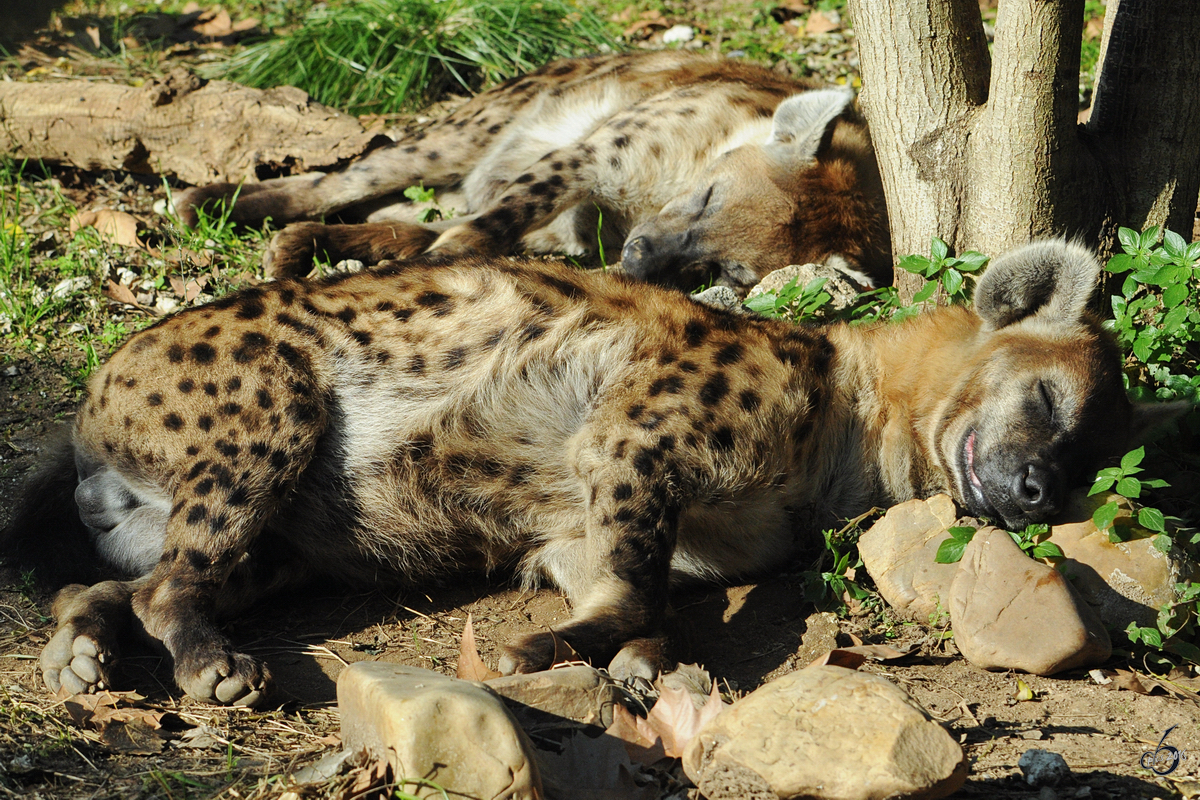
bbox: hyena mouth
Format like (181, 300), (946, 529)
(960, 429), (995, 518)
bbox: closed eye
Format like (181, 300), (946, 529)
(1037, 379), (1055, 422)
(694, 185), (714, 219)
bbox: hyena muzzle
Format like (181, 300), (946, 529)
(1, 241), (1183, 705)
(173, 51), (891, 292)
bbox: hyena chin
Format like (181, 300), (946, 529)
(1, 241), (1184, 706)
(173, 52), (891, 292)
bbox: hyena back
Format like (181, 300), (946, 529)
(2, 242), (1181, 705)
(175, 52), (891, 291)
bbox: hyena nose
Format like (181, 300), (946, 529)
(621, 236), (654, 278)
(1012, 463), (1059, 516)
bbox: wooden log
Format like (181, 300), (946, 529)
(0, 70), (374, 185)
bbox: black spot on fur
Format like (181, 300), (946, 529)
(679, 360), (698, 373)
(613, 483), (633, 501)
(187, 461), (210, 481)
(351, 330), (373, 347)
(633, 448), (657, 476)
(336, 307), (357, 323)
(699, 373), (729, 406)
(147, 393), (163, 406)
(443, 347), (467, 370)
(270, 450), (290, 470)
(710, 426), (735, 450)
(275, 312), (317, 338)
(237, 297), (265, 320)
(198, 415), (213, 432)
(167, 345), (184, 363)
(163, 413), (184, 431)
(276, 341), (308, 369)
(684, 321), (708, 348)
(209, 514), (228, 534)
(195, 478), (215, 496)
(227, 485), (249, 506)
(714, 343), (744, 366)
(627, 404), (645, 420)
(185, 445), (199, 456)
(415, 292), (453, 316)
(520, 322), (547, 343)
(226, 377), (242, 393)
(204, 382), (218, 396)
(739, 390), (761, 412)
(409, 354), (426, 375)
(178, 379), (195, 393)
(185, 549), (209, 570)
(186, 506), (207, 525)
(613, 135), (630, 148)
(191, 342), (217, 364)
(255, 389), (273, 409)
(215, 440), (239, 458)
(648, 375), (683, 396)
(220, 402), (242, 416)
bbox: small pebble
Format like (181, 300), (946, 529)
(1019, 749), (1070, 787)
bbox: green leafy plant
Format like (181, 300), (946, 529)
(1089, 446), (1172, 549)
(801, 511), (876, 610)
(1008, 522), (1064, 560)
(744, 275), (832, 320)
(934, 525), (977, 564)
(896, 236), (989, 306)
(218, 0), (619, 115)
(403, 183), (451, 223)
(1127, 581), (1200, 664)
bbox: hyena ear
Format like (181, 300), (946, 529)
(765, 88), (855, 166)
(973, 239), (1100, 330)
(1128, 400), (1193, 446)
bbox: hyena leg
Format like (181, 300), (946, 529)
(501, 455), (680, 676)
(40, 580), (140, 695)
(428, 145), (598, 257)
(261, 220), (457, 279)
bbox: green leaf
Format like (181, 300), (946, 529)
(1140, 626), (1164, 648)
(1151, 264), (1181, 287)
(1138, 226), (1161, 250)
(1163, 304), (1188, 332)
(955, 251), (989, 272)
(1092, 501), (1120, 531)
(912, 281), (937, 303)
(941, 268), (963, 296)
(1186, 241), (1200, 265)
(1152, 533), (1173, 553)
(947, 526), (977, 542)
(1116, 477), (1142, 498)
(1163, 282), (1189, 309)
(1138, 507), (1166, 532)
(1031, 541), (1065, 559)
(1163, 229), (1187, 257)
(1143, 478), (1171, 489)
(1120, 447), (1145, 470)
(1166, 640), (1200, 664)
(930, 237), (949, 263)
(1087, 479), (1114, 496)
(1105, 253), (1134, 273)
(935, 537), (967, 564)
(1117, 227), (1140, 253)
(898, 254), (931, 275)
(744, 292), (781, 314)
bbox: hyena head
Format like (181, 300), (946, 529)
(620, 89), (891, 290)
(929, 240), (1188, 528)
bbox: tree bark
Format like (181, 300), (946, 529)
(849, 0), (1200, 302)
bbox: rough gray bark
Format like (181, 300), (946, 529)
(847, 0), (1200, 301)
(0, 70), (373, 185)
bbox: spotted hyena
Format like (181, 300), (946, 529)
(2, 241), (1182, 705)
(174, 52), (891, 291)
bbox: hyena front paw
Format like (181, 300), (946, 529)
(40, 625), (117, 695)
(607, 637), (672, 683)
(498, 630), (579, 675)
(176, 649), (271, 706)
(263, 223), (324, 279)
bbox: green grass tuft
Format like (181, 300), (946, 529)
(215, 0), (621, 115)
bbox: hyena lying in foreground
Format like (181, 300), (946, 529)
(174, 52), (891, 291)
(2, 241), (1181, 706)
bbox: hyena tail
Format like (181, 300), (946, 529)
(0, 427), (97, 588)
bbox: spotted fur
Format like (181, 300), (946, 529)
(2, 242), (1182, 704)
(174, 52), (891, 290)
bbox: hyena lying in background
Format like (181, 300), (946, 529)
(174, 51), (891, 291)
(2, 241), (1181, 706)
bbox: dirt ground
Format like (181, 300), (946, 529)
(3, 7), (1200, 800)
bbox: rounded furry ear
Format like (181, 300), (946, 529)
(973, 239), (1100, 330)
(765, 88), (854, 167)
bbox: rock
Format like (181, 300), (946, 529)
(51, 275), (92, 300)
(1048, 489), (1194, 628)
(746, 262), (867, 313)
(690, 285), (744, 313)
(661, 24), (695, 43)
(1018, 749), (1070, 787)
(950, 527), (1111, 675)
(338, 663), (542, 800)
(485, 665), (621, 728)
(858, 494), (961, 621)
(682, 665), (966, 800)
(794, 611), (840, 666)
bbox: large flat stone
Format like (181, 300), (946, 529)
(858, 494), (961, 621)
(338, 663), (542, 799)
(485, 665), (621, 728)
(950, 527), (1111, 675)
(682, 665), (966, 800)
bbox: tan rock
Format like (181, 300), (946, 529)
(682, 665), (967, 800)
(338, 663), (542, 800)
(950, 527), (1111, 675)
(485, 665), (620, 728)
(858, 494), (961, 621)
(794, 611), (841, 666)
(1049, 489), (1193, 628)
(746, 262), (867, 312)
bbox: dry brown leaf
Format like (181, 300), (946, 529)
(169, 274), (209, 303)
(72, 209), (142, 248)
(1107, 668), (1200, 704)
(606, 704), (667, 764)
(642, 682), (727, 758)
(805, 10), (839, 33)
(193, 7), (234, 37)
(807, 648), (867, 670)
(456, 614), (501, 681)
(105, 279), (141, 307)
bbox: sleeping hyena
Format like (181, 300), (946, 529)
(2, 241), (1183, 705)
(174, 51), (891, 291)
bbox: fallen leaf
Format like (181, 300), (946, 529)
(193, 6), (234, 37)
(641, 682), (727, 758)
(805, 10), (839, 33)
(456, 614), (501, 681)
(169, 274), (209, 303)
(105, 280), (141, 307)
(1106, 668), (1200, 704)
(72, 209), (142, 248)
(606, 703), (667, 764)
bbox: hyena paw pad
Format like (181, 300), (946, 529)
(40, 626), (116, 695)
(498, 632), (562, 675)
(178, 652), (271, 707)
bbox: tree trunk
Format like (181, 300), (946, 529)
(848, 0), (1200, 302)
